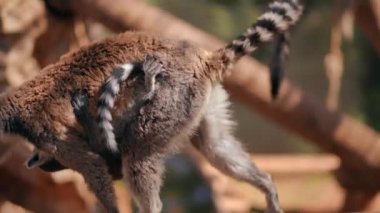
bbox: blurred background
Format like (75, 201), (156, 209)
(0, 0), (380, 212)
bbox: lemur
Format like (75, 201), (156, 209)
(28, 17), (293, 173)
(0, 0), (303, 212)
(29, 5), (295, 169)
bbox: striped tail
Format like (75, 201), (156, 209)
(270, 32), (290, 99)
(97, 64), (135, 153)
(209, 0), (303, 79)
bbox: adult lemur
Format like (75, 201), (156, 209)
(1, 0), (303, 212)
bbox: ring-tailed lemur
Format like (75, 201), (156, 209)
(0, 1), (303, 212)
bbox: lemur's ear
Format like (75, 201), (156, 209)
(25, 152), (53, 169)
(25, 153), (42, 169)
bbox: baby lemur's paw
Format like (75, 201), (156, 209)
(142, 56), (165, 100)
(143, 55), (164, 76)
(71, 90), (89, 117)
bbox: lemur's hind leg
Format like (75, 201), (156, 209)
(190, 85), (282, 213)
(122, 146), (165, 213)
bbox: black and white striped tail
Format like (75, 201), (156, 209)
(270, 32), (290, 99)
(219, 0), (303, 65)
(97, 64), (134, 153)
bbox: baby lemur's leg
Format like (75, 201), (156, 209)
(191, 85), (282, 213)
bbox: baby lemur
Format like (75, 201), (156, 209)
(0, 0), (303, 212)
(26, 56), (164, 176)
(27, 56), (164, 178)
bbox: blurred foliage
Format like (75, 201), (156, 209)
(358, 32), (380, 130)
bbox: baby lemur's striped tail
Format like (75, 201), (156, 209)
(209, 0), (303, 80)
(97, 64), (135, 153)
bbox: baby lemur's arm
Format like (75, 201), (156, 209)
(26, 57), (165, 177)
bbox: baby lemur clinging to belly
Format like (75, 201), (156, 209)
(26, 56), (165, 179)
(1, 1), (303, 212)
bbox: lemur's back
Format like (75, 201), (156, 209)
(9, 31), (209, 142)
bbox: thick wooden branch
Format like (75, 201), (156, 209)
(65, 0), (380, 177)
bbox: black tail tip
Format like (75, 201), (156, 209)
(270, 74), (282, 100)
